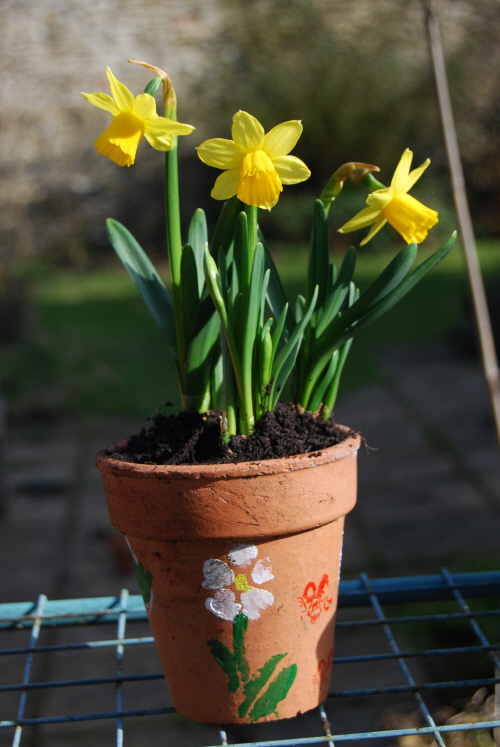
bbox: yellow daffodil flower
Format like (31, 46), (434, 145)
(338, 149), (439, 245)
(82, 68), (194, 167)
(197, 111), (310, 210)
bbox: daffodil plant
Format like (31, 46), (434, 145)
(83, 62), (456, 437)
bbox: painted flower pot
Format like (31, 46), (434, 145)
(96, 426), (361, 724)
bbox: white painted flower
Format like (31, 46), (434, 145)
(202, 558), (234, 589)
(205, 589), (242, 621)
(251, 557), (274, 584)
(203, 544), (275, 622)
(240, 588), (274, 620)
(228, 544), (258, 567)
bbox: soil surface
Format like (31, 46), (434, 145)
(107, 402), (354, 466)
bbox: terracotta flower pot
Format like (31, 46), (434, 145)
(96, 426), (361, 724)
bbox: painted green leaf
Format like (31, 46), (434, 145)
(207, 638), (240, 693)
(128, 553), (153, 606)
(248, 663), (298, 722)
(233, 613), (250, 683)
(238, 653), (288, 718)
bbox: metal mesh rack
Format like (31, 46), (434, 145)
(1, 569), (499, 747)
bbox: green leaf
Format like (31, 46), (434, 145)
(180, 244), (200, 344)
(295, 295), (306, 323)
(185, 296), (220, 400)
(207, 638), (239, 693)
(315, 242), (418, 356)
(238, 653), (288, 718)
(260, 269), (271, 328)
(105, 219), (177, 361)
(315, 246), (357, 338)
(248, 663), (298, 722)
(258, 227), (294, 339)
(259, 321), (273, 407)
(349, 232), (456, 335)
(217, 245), (229, 308)
(307, 350), (339, 413)
(242, 243), (265, 378)
(210, 340), (223, 410)
(234, 211), (250, 299)
(304, 235), (456, 403)
(271, 286), (318, 408)
(211, 196), (243, 258)
(271, 304), (288, 360)
(307, 200), (329, 307)
(188, 209), (208, 296)
(340, 242), (418, 324)
(321, 336), (353, 418)
(204, 248), (243, 407)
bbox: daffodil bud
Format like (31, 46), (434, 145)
(128, 59), (177, 119)
(320, 162), (380, 211)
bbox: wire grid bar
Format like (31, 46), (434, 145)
(0, 570), (499, 747)
(2, 571), (499, 629)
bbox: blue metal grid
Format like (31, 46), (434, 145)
(0, 569), (499, 746)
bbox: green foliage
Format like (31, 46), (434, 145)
(5, 239), (500, 419)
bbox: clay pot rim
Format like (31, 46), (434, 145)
(96, 424), (361, 481)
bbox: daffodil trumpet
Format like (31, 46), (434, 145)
(82, 67), (194, 167)
(86, 65), (455, 436)
(338, 149), (439, 246)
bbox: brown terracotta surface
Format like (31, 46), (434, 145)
(128, 520), (344, 723)
(97, 427), (361, 541)
(96, 427), (361, 723)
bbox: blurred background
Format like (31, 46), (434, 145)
(2, 0), (500, 418)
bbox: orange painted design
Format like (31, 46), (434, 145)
(312, 648), (333, 691)
(298, 574), (333, 623)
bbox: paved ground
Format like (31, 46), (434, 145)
(1, 338), (499, 745)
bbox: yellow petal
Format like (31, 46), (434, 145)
(366, 187), (393, 210)
(338, 205), (381, 233)
(360, 216), (388, 245)
(383, 193), (438, 244)
(211, 168), (241, 200)
(143, 129), (173, 151)
(197, 138), (243, 169)
(132, 93), (157, 120)
(106, 67), (134, 112)
(145, 117), (194, 136)
(402, 158), (431, 194)
(231, 111), (265, 153)
(94, 112), (144, 167)
(81, 92), (119, 116)
(263, 120), (303, 157)
(391, 148), (413, 193)
(272, 155), (310, 184)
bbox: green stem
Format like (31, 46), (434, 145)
(245, 205), (258, 278)
(222, 335), (238, 436)
(363, 173), (386, 192)
(165, 138), (186, 390)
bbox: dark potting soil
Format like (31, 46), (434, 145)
(107, 402), (354, 466)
